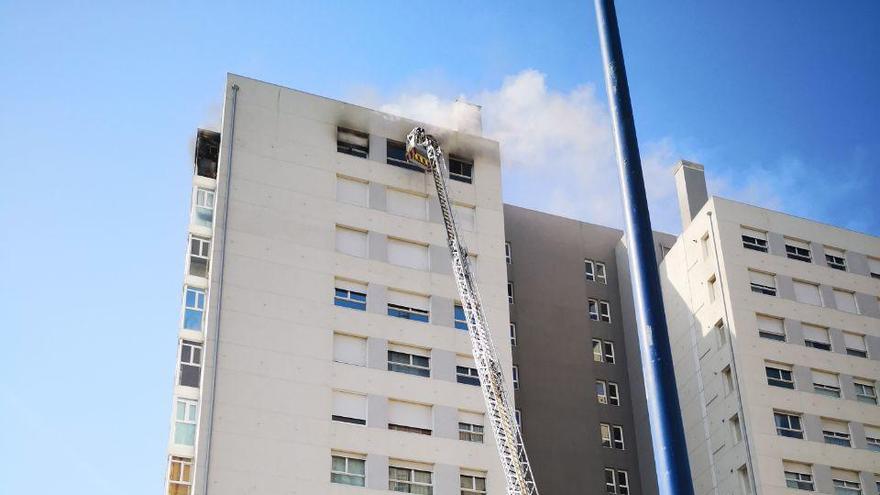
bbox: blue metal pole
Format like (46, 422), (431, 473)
(593, 1), (696, 494)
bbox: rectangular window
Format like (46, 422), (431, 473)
(454, 304), (468, 331)
(193, 188), (215, 228)
(864, 425), (880, 452)
(813, 370), (841, 398)
(825, 246), (847, 271)
(507, 282), (514, 304)
(596, 380), (619, 406)
(708, 275), (718, 303)
(603, 341), (615, 364)
(868, 257), (880, 279)
(332, 391), (367, 425)
(387, 290), (429, 322)
(783, 461), (815, 491)
(741, 227), (768, 252)
(785, 238), (812, 262)
(757, 314), (785, 341)
(596, 262), (607, 284)
(388, 346), (430, 377)
(333, 333), (367, 366)
(460, 474), (487, 495)
(739, 465), (753, 494)
(334, 280), (367, 311)
(596, 380), (608, 404)
(459, 412), (484, 443)
(834, 290), (859, 314)
(183, 287), (206, 331)
(822, 418), (851, 447)
(593, 339), (615, 363)
(793, 280), (823, 306)
(593, 339), (603, 362)
(854, 380), (878, 405)
(585, 259), (595, 281)
(843, 332), (868, 358)
(388, 400), (432, 435)
(386, 188), (428, 220)
(512, 365), (519, 390)
(387, 237), (430, 270)
(456, 360), (480, 386)
(335, 226), (368, 258)
(599, 301), (611, 323)
(448, 156), (474, 184)
(173, 399), (198, 446)
(387, 139), (421, 171)
(766, 364), (794, 389)
(607, 382), (620, 406)
(604, 468), (630, 495)
(510, 323), (517, 346)
(749, 270), (777, 296)
(700, 233), (710, 259)
(336, 176), (369, 207)
(453, 204), (476, 231)
(515, 409), (521, 428)
(167, 456), (193, 495)
(774, 411), (804, 439)
(178, 341), (202, 388)
(505, 242), (512, 264)
(188, 236), (211, 278)
(730, 414), (742, 444)
(331, 454), (366, 486)
(722, 366), (734, 395)
(832, 471), (862, 495)
(600, 423), (625, 449)
(588, 298), (599, 320)
(389, 465), (433, 493)
(803, 323), (831, 351)
(337, 127), (369, 158)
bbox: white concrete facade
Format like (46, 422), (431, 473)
(661, 195), (880, 495)
(165, 74), (512, 494)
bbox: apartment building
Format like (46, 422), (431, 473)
(660, 161), (880, 494)
(164, 74), (514, 494)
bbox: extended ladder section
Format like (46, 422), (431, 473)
(405, 127), (540, 495)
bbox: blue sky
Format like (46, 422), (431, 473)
(1, 1), (878, 493)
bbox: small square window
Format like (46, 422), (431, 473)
(448, 156), (474, 184)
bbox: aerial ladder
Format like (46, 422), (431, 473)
(406, 128), (540, 495)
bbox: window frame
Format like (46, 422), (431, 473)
(389, 466), (433, 493)
(741, 232), (768, 252)
(387, 350), (431, 377)
(774, 411), (804, 439)
(509, 323), (517, 347)
(334, 288), (367, 311)
(458, 422), (484, 443)
(512, 365), (519, 390)
(785, 241), (813, 263)
(826, 253), (847, 271)
(193, 187), (215, 228)
(386, 139), (422, 171)
(331, 454), (367, 487)
(387, 303), (430, 323)
(599, 301), (611, 322)
(183, 286), (206, 331)
(507, 282), (514, 304)
(765, 365), (794, 389)
(854, 381), (878, 405)
(505, 242), (511, 264)
(832, 478), (861, 494)
(456, 366), (480, 386)
(596, 262), (607, 284)
(588, 298), (599, 320)
(167, 456), (193, 493)
(460, 474), (487, 495)
(188, 236), (211, 278)
(823, 427), (852, 447)
(784, 470), (815, 491)
(454, 304), (468, 331)
(337, 127), (369, 159)
(173, 398), (198, 446)
(178, 340), (202, 388)
(585, 259), (595, 281)
(447, 155), (474, 184)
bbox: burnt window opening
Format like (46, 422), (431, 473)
(195, 129), (221, 179)
(386, 139), (423, 172)
(448, 156), (473, 184)
(337, 127), (369, 158)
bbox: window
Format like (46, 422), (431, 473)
(596, 262), (607, 284)
(459, 412), (484, 443)
(596, 380), (608, 404)
(331, 454), (366, 486)
(509, 323), (517, 346)
(585, 259), (608, 284)
(854, 380), (878, 405)
(774, 411), (803, 439)
(822, 419), (851, 447)
(333, 333), (367, 366)
(183, 287), (206, 331)
(715, 319), (727, 347)
(722, 366), (734, 395)
(388, 400), (432, 435)
(505, 242), (511, 264)
(834, 290), (859, 314)
(387, 139), (421, 171)
(453, 204), (476, 231)
(803, 323), (831, 351)
(864, 425), (880, 452)
(832, 469), (862, 495)
(389, 465), (433, 493)
(515, 409), (521, 428)
(178, 340), (202, 388)
(600, 423), (625, 449)
(454, 305), (468, 331)
(749, 270), (777, 296)
(460, 474), (486, 495)
(173, 399), (198, 446)
(585, 259), (595, 281)
(597, 380), (620, 406)
(766, 364), (794, 389)
(785, 238), (812, 262)
(756, 314), (785, 342)
(448, 156), (474, 184)
(512, 365), (519, 390)
(193, 188), (215, 228)
(334, 280), (367, 311)
(387, 290), (429, 322)
(593, 339), (615, 364)
(457, 356), (480, 385)
(167, 456), (193, 495)
(739, 465), (753, 495)
(337, 127), (369, 158)
(386, 189), (428, 220)
(387, 238), (429, 270)
(388, 347), (430, 377)
(783, 461), (815, 491)
(336, 176), (369, 207)
(335, 226), (368, 257)
(507, 283), (514, 304)
(868, 257), (880, 279)
(813, 370), (841, 398)
(730, 414), (742, 444)
(188, 236), (210, 277)
(588, 299), (599, 320)
(844, 332), (868, 358)
(793, 280), (822, 306)
(741, 228), (768, 252)
(332, 391), (367, 425)
(708, 275), (718, 303)
(599, 301), (611, 322)
(825, 247), (847, 271)
(700, 233), (710, 259)
(605, 469), (630, 494)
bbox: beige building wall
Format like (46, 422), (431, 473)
(166, 74), (512, 494)
(662, 195), (880, 495)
